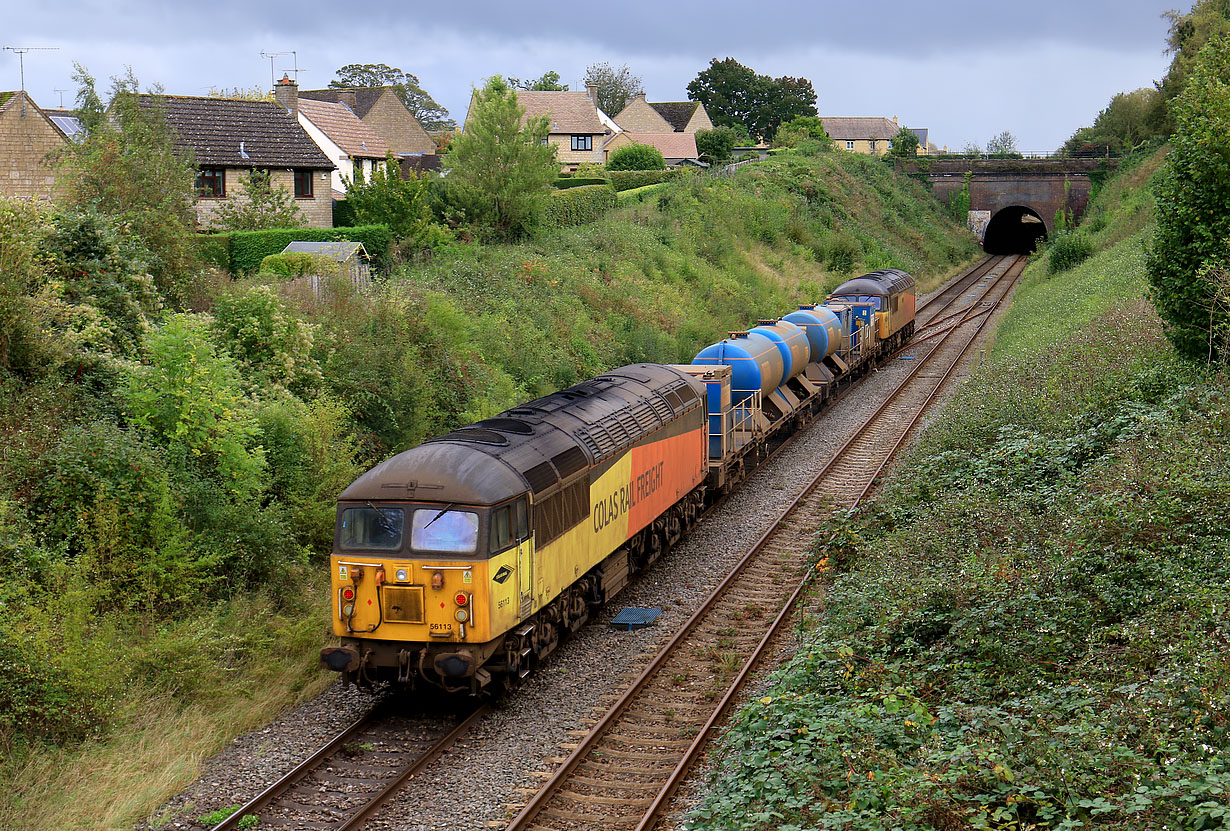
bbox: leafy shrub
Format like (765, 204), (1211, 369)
(211, 285), (321, 395)
(608, 169), (683, 192)
(553, 177), (611, 189)
(543, 184), (617, 227)
(258, 251), (329, 278)
(607, 142), (666, 171)
(195, 232), (231, 271)
(1047, 232), (1094, 273)
(616, 183), (670, 206)
(695, 126), (739, 162)
(215, 225), (393, 275)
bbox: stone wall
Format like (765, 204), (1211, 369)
(0, 92), (66, 200)
(194, 166), (332, 229)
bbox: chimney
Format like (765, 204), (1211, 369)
(893, 115), (898, 125)
(339, 89), (357, 111)
(586, 83), (599, 105)
(274, 74), (298, 117)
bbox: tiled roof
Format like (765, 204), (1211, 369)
(614, 132), (698, 160)
(514, 91), (604, 134)
(820, 117), (901, 141)
(298, 98), (389, 159)
(649, 101), (698, 132)
(142, 95), (334, 169)
(300, 87), (388, 120)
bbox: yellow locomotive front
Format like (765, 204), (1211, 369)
(320, 442), (538, 692)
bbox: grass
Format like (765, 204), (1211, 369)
(687, 158), (1230, 828)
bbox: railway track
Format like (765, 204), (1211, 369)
(207, 702), (487, 831)
(502, 254), (1028, 831)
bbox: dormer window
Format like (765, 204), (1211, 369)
(571, 135), (592, 151)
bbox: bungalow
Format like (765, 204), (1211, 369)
(0, 90), (70, 200)
(145, 86), (335, 228)
(299, 87), (436, 157)
(821, 116), (931, 156)
(613, 95), (714, 134)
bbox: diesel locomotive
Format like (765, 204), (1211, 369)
(321, 270), (916, 692)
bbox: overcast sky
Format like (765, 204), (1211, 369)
(5, 1), (1178, 151)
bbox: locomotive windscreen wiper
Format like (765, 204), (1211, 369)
(365, 500), (389, 521)
(422, 503), (457, 529)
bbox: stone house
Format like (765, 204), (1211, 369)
(295, 94), (390, 195)
(612, 95), (714, 134)
(822, 116), (931, 156)
(0, 90), (70, 200)
(145, 87), (335, 229)
(602, 131), (699, 165)
(466, 86), (611, 169)
(299, 87), (436, 157)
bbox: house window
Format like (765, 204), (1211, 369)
(197, 167), (225, 197)
(845, 140), (854, 151)
(294, 169), (313, 198)
(868, 140), (877, 152)
(888, 140), (894, 149)
(570, 135), (592, 152)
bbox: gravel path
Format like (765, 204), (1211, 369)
(149, 273), (1009, 831)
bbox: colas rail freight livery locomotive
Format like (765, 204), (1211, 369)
(320, 270), (916, 693)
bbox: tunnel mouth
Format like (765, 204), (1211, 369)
(984, 206), (1048, 255)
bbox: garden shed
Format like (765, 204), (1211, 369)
(280, 240), (372, 290)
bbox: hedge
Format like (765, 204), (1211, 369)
(543, 184), (617, 227)
(553, 177), (611, 190)
(196, 233), (231, 271)
(616, 182), (670, 206)
(608, 169), (685, 192)
(200, 224), (393, 275)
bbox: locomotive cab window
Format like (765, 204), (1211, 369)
(489, 497), (530, 554)
(339, 506), (405, 551)
(411, 508), (479, 554)
(834, 294), (882, 310)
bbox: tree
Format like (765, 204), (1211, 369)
(695, 126), (739, 163)
(584, 62), (644, 117)
(343, 152), (450, 249)
(212, 169), (305, 230)
(985, 130), (1019, 155)
(607, 143), (666, 171)
(889, 127), (920, 158)
(1147, 35), (1230, 360)
(330, 63), (454, 130)
(1150, 0), (1230, 133)
(441, 77), (558, 241)
(961, 141), (982, 156)
(1060, 88), (1161, 156)
(509, 70), (568, 91)
(57, 66), (199, 305)
(687, 58), (817, 141)
(774, 116), (830, 148)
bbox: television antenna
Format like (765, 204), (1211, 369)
(3, 46), (59, 91)
(260, 49), (300, 88)
(54, 88), (67, 107)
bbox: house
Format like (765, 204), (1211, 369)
(299, 87), (435, 157)
(602, 131), (698, 166)
(613, 95), (714, 134)
(0, 90), (70, 200)
(295, 93), (390, 195)
(822, 116), (931, 156)
(144, 85), (335, 228)
(467, 86), (610, 169)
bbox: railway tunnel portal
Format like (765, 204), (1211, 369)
(904, 158), (1116, 254)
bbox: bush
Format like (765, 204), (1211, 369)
(219, 225), (393, 276)
(258, 252), (330, 278)
(195, 233), (231, 271)
(616, 183), (670, 206)
(1047, 232), (1094, 273)
(543, 184), (617, 227)
(695, 127), (739, 163)
(607, 143), (666, 171)
(553, 176), (611, 189)
(608, 169), (683, 192)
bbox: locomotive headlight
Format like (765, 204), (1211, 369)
(454, 608), (469, 623)
(395, 568), (409, 582)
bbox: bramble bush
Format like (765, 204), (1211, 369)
(1046, 231), (1094, 273)
(606, 142), (665, 171)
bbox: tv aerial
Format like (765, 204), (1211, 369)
(3, 46), (59, 91)
(260, 49), (302, 88)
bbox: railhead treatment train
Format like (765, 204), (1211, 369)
(321, 270), (916, 693)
